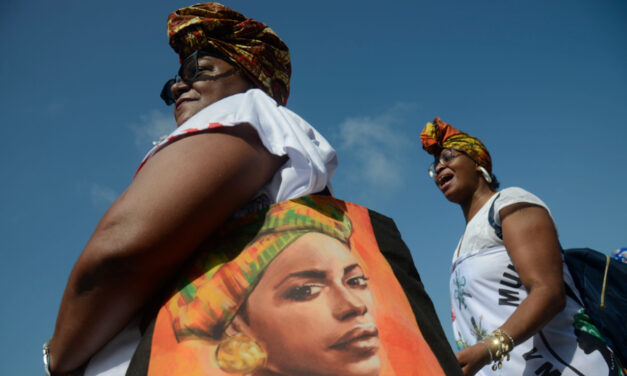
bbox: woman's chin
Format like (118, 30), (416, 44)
(344, 356), (381, 376)
(174, 101), (201, 126)
(266, 354), (380, 376)
(174, 112), (191, 127)
(443, 188), (464, 204)
(440, 185), (455, 200)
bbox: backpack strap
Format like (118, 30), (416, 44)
(488, 193), (503, 239)
(563, 277), (584, 306)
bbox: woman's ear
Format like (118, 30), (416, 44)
(226, 314), (254, 338)
(218, 315), (268, 374)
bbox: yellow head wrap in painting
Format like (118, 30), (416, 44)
(166, 196), (352, 341)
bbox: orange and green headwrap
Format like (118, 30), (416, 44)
(166, 196), (352, 341)
(420, 117), (493, 173)
(166, 2), (291, 105)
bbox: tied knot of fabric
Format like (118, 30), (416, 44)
(167, 2), (291, 105)
(420, 117), (492, 174)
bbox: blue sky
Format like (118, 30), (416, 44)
(1, 0), (625, 374)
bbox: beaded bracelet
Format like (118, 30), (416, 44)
(494, 329), (515, 348)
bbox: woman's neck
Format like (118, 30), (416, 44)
(461, 183), (496, 223)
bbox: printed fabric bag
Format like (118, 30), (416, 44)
(126, 195), (461, 375)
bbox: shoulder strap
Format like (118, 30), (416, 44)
(488, 193), (503, 239)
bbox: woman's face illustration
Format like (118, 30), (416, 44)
(237, 232), (380, 376)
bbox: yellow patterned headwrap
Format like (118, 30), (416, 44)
(420, 117), (492, 173)
(166, 196), (352, 341)
(166, 2), (291, 105)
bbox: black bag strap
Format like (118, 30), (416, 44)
(316, 186), (332, 196)
(488, 193), (503, 239)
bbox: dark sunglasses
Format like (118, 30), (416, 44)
(160, 50), (237, 105)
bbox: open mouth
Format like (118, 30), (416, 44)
(437, 172), (454, 187)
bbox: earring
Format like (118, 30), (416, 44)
(216, 333), (267, 374)
(479, 166), (493, 183)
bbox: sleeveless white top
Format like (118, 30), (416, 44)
(84, 89), (337, 375)
(450, 187), (617, 376)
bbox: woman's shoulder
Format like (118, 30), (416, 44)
(498, 186), (535, 197)
(496, 187), (545, 206)
(494, 186), (551, 220)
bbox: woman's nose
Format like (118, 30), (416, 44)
(331, 287), (368, 321)
(434, 160), (446, 174)
(170, 80), (191, 100)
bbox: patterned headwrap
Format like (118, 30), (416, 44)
(166, 2), (291, 105)
(420, 117), (493, 173)
(166, 196), (352, 341)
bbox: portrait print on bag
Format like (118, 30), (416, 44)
(141, 196), (447, 376)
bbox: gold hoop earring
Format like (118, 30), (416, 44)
(216, 333), (267, 374)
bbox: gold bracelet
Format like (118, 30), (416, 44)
(494, 328), (515, 348)
(483, 329), (514, 370)
(478, 340), (494, 362)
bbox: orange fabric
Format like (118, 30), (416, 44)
(148, 198), (446, 375)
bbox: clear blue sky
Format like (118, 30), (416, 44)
(1, 0), (625, 374)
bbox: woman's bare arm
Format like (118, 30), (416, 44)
(456, 203), (565, 375)
(48, 125), (285, 374)
(496, 203), (565, 342)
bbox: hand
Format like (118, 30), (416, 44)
(456, 342), (492, 376)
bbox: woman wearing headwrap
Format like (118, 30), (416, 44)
(46, 3), (336, 375)
(420, 118), (622, 376)
(159, 198), (381, 376)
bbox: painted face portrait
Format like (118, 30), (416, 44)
(141, 197), (451, 376)
(231, 232), (380, 376)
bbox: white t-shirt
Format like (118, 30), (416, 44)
(452, 187), (550, 263)
(450, 187), (616, 376)
(84, 89), (337, 376)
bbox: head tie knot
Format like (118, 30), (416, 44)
(420, 117), (493, 173)
(166, 2), (291, 105)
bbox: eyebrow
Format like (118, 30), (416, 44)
(273, 263), (362, 290)
(274, 270), (327, 290)
(344, 264), (360, 275)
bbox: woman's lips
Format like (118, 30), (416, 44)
(440, 177), (453, 191)
(436, 172), (454, 191)
(175, 97), (195, 111)
(329, 325), (379, 353)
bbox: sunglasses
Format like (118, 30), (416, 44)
(428, 148), (463, 178)
(160, 50), (237, 105)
